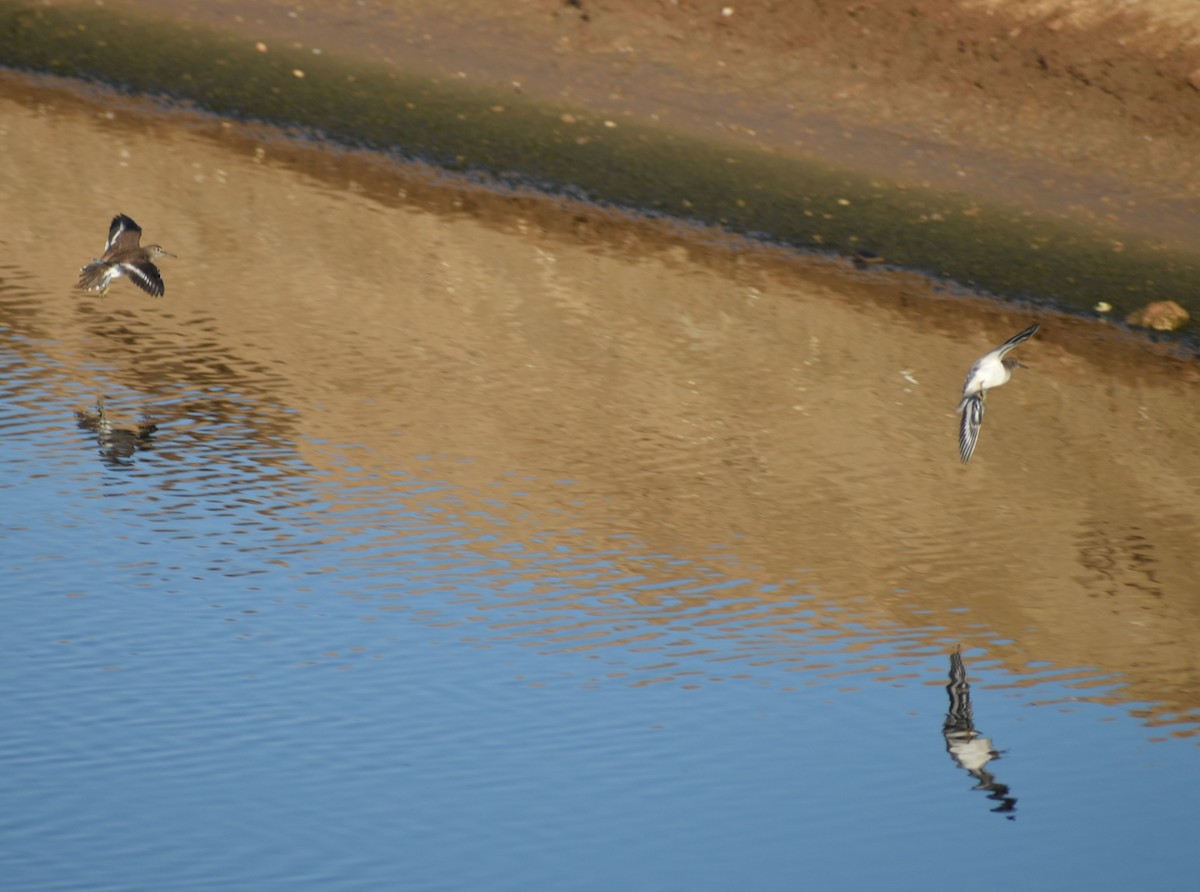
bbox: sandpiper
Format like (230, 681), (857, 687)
(78, 214), (174, 298)
(957, 322), (1039, 463)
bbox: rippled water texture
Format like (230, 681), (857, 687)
(1, 74), (1198, 892)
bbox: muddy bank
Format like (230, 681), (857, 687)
(3, 0), (1200, 327)
(92, 0), (1200, 194)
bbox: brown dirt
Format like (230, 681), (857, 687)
(103, 0), (1200, 244)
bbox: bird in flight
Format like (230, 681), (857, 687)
(957, 323), (1040, 463)
(79, 214), (174, 298)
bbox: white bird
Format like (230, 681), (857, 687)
(957, 323), (1039, 463)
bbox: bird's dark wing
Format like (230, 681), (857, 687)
(122, 260), (164, 297)
(107, 214), (143, 252)
(993, 323), (1040, 359)
(959, 394), (985, 463)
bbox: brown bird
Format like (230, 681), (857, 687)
(79, 214), (174, 298)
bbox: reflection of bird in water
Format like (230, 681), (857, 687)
(943, 648), (1017, 818)
(74, 401), (158, 465)
(957, 323), (1039, 463)
(78, 214), (174, 298)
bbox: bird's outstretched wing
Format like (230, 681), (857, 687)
(106, 214), (143, 253)
(992, 323), (1040, 360)
(122, 260), (165, 297)
(959, 394), (985, 463)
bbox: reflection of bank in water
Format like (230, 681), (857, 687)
(943, 649), (1017, 819)
(74, 401), (158, 467)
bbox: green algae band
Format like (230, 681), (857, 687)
(1, 0), (1195, 320)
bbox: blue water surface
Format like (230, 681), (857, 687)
(0, 378), (1195, 892)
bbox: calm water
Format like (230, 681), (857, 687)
(1, 73), (1198, 892)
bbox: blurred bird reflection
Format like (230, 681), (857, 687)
(74, 400), (158, 467)
(943, 648), (1018, 819)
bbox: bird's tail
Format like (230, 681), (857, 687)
(78, 261), (108, 291)
(959, 394), (986, 463)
